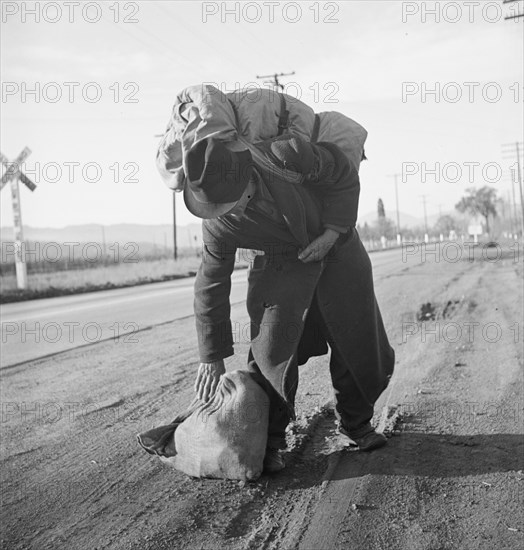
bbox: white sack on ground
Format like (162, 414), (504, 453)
(161, 370), (270, 481)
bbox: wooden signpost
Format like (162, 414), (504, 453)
(1, 148), (37, 289)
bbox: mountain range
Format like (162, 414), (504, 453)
(0, 211), (455, 246)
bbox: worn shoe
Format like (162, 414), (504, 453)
(263, 447), (285, 473)
(339, 425), (387, 452)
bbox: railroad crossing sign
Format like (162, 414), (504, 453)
(1, 148), (37, 289)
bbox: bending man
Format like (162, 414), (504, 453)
(184, 134), (395, 472)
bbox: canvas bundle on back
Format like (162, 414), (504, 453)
(156, 83), (368, 191)
(137, 370), (270, 481)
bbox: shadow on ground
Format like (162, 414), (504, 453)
(330, 433), (524, 480)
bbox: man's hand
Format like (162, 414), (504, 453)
(298, 229), (340, 263)
(194, 360), (226, 402)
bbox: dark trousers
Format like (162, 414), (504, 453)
(248, 292), (375, 449)
(309, 293), (376, 434)
(247, 233), (394, 449)
(247, 351), (296, 449)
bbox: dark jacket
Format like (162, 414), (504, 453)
(194, 144), (394, 406)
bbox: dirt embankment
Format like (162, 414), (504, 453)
(1, 246), (522, 550)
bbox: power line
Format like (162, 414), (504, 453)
(100, 10), (203, 73)
(503, 0), (524, 19)
(154, 3), (255, 77)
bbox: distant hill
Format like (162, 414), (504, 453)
(0, 223), (203, 248)
(357, 210), (454, 229)
(1, 210), (458, 246)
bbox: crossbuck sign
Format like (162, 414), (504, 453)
(1, 148), (37, 289)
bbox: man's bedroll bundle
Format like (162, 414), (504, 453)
(156, 83), (368, 190)
(137, 371), (270, 481)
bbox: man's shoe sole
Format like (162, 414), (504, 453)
(352, 432), (387, 452)
(339, 426), (388, 452)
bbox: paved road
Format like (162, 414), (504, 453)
(0, 249), (405, 368)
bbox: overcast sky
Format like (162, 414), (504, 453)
(1, 0), (522, 229)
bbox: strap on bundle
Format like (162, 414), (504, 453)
(311, 114), (320, 143)
(277, 93), (289, 136)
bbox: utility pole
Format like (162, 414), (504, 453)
(511, 176), (518, 235)
(501, 173), (518, 237)
(388, 174), (401, 240)
(419, 194), (429, 241)
(502, 141), (524, 237)
(515, 142), (523, 237)
(256, 71), (295, 92)
(153, 133), (178, 260)
(1, 148), (37, 289)
(173, 192), (178, 260)
(505, 191), (513, 235)
(100, 225), (107, 259)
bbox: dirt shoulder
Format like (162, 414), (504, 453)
(1, 246), (522, 550)
(239, 248), (524, 550)
(298, 254), (524, 550)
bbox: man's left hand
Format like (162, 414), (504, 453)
(298, 229), (340, 263)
